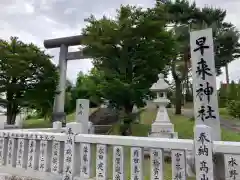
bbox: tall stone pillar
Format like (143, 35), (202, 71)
(52, 44), (68, 125)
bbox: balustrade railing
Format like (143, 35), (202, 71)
(0, 124), (239, 180)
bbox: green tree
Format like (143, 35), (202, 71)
(215, 27), (240, 87)
(227, 80), (240, 118)
(155, 0), (240, 114)
(82, 5), (176, 133)
(0, 37), (58, 124)
(228, 80), (238, 101)
(218, 82), (227, 108)
(69, 70), (102, 112)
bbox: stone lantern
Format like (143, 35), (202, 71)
(149, 73), (177, 138)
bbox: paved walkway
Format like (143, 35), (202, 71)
(172, 108), (240, 133)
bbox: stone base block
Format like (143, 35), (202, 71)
(51, 112), (66, 127)
(151, 123), (174, 133)
(53, 121), (62, 129)
(150, 132), (173, 138)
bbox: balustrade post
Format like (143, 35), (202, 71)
(96, 144), (108, 180)
(27, 133), (40, 170)
(16, 134), (28, 169)
(51, 139), (62, 174)
(39, 133), (54, 172)
(225, 154), (239, 179)
(150, 148), (164, 180)
(194, 125), (214, 180)
(113, 146), (124, 180)
(62, 122), (82, 180)
(171, 150), (186, 180)
(131, 147), (143, 180)
(0, 132), (7, 165)
(7, 133), (17, 167)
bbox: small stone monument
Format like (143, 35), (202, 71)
(75, 99), (90, 134)
(149, 73), (177, 138)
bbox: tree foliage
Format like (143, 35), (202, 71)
(226, 81), (240, 119)
(154, 0), (240, 114)
(218, 82), (228, 108)
(0, 37), (58, 124)
(68, 71), (101, 113)
(82, 5), (176, 115)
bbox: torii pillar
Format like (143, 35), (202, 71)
(44, 35), (88, 125)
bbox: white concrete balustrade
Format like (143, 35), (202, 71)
(0, 124), (239, 180)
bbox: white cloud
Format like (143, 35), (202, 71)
(0, 0), (239, 86)
(64, 8), (76, 15)
(4, 1), (34, 15)
(25, 3), (35, 14)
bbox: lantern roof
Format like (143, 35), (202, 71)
(150, 73), (169, 91)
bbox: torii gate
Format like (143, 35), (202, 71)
(44, 35), (89, 125)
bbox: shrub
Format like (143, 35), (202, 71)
(227, 100), (240, 119)
(218, 83), (228, 108)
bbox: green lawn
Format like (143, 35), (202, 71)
(23, 113), (75, 129)
(219, 108), (240, 124)
(23, 108), (98, 129)
(141, 108), (240, 141)
(219, 108), (233, 120)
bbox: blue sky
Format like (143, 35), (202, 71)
(1, 0), (240, 88)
